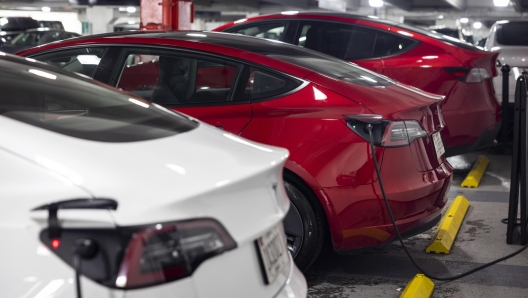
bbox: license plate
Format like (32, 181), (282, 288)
(432, 132), (445, 158)
(256, 223), (289, 284)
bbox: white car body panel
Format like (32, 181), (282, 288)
(486, 22), (528, 103)
(0, 114), (307, 297)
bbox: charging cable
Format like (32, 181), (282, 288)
(73, 252), (83, 298)
(366, 124), (528, 281)
(72, 238), (98, 298)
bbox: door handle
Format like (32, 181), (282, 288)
(215, 126), (224, 130)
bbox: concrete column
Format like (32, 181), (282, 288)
(79, 6), (119, 35)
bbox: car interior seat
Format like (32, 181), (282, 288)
(151, 56), (190, 105)
(304, 27), (324, 53)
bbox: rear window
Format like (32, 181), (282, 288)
(268, 54), (393, 87)
(0, 59), (198, 142)
(496, 22), (528, 46)
(394, 23), (478, 51)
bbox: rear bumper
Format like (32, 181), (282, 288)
(316, 151), (453, 252)
(274, 255), (308, 298)
(445, 121), (501, 157)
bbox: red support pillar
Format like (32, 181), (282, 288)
(140, 0), (194, 30)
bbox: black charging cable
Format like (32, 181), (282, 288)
(73, 252), (83, 298)
(366, 124), (528, 281)
(73, 239), (99, 298)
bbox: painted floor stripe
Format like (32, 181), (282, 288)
(461, 155), (489, 188)
(399, 274), (434, 298)
(426, 195), (470, 254)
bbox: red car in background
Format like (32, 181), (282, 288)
(18, 31), (452, 270)
(216, 12), (501, 156)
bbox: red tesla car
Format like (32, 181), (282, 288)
(216, 12), (501, 157)
(17, 31), (452, 270)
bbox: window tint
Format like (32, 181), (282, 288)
(373, 31), (418, 57)
(240, 67), (298, 100)
(0, 59), (197, 142)
(269, 54), (393, 87)
(230, 23), (285, 41)
(116, 48), (241, 105)
(297, 22), (377, 60)
(496, 22), (528, 46)
(32, 47), (107, 77)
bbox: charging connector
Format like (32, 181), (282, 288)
(366, 124), (528, 281)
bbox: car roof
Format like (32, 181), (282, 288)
(61, 30), (354, 59)
(226, 12), (480, 51)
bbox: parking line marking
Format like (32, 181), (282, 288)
(399, 274), (434, 298)
(461, 155), (490, 188)
(426, 195), (470, 254)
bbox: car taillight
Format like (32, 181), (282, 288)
(445, 67), (491, 83)
(39, 218), (236, 290)
(116, 219), (236, 289)
(345, 115), (428, 148)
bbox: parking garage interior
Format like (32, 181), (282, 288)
(1, 0), (528, 298)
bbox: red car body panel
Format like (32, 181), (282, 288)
(216, 13), (501, 156)
(18, 31), (452, 252)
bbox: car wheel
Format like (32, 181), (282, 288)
(283, 178), (325, 272)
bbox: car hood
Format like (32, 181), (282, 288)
(492, 46), (528, 68)
(0, 115), (290, 243)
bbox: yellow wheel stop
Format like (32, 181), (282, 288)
(399, 274), (434, 298)
(426, 195), (470, 254)
(461, 155), (489, 188)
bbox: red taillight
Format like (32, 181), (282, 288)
(445, 67), (491, 83)
(39, 218), (237, 290)
(346, 115), (428, 148)
(115, 219), (236, 289)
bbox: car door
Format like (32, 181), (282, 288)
(292, 20), (384, 74)
(110, 47), (252, 135)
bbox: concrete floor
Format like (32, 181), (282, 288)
(305, 151), (528, 297)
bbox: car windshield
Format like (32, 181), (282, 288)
(496, 22), (528, 46)
(0, 58), (198, 142)
(268, 54), (393, 87)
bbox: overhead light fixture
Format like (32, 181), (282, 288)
(493, 0), (509, 7)
(126, 7), (136, 13)
(42, 7), (51, 12)
(119, 7), (127, 11)
(369, 0), (384, 7)
(281, 11), (299, 15)
(473, 22), (482, 29)
(438, 15), (444, 19)
(460, 18), (469, 24)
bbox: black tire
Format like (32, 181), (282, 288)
(283, 173), (326, 272)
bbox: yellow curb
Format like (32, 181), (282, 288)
(426, 195), (470, 254)
(399, 274), (434, 298)
(461, 155), (489, 188)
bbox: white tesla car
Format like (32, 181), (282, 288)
(486, 20), (528, 104)
(0, 54), (307, 298)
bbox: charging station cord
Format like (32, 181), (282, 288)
(73, 253), (83, 298)
(366, 124), (528, 281)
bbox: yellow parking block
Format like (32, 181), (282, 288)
(461, 155), (489, 188)
(400, 274), (434, 298)
(426, 195), (470, 254)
